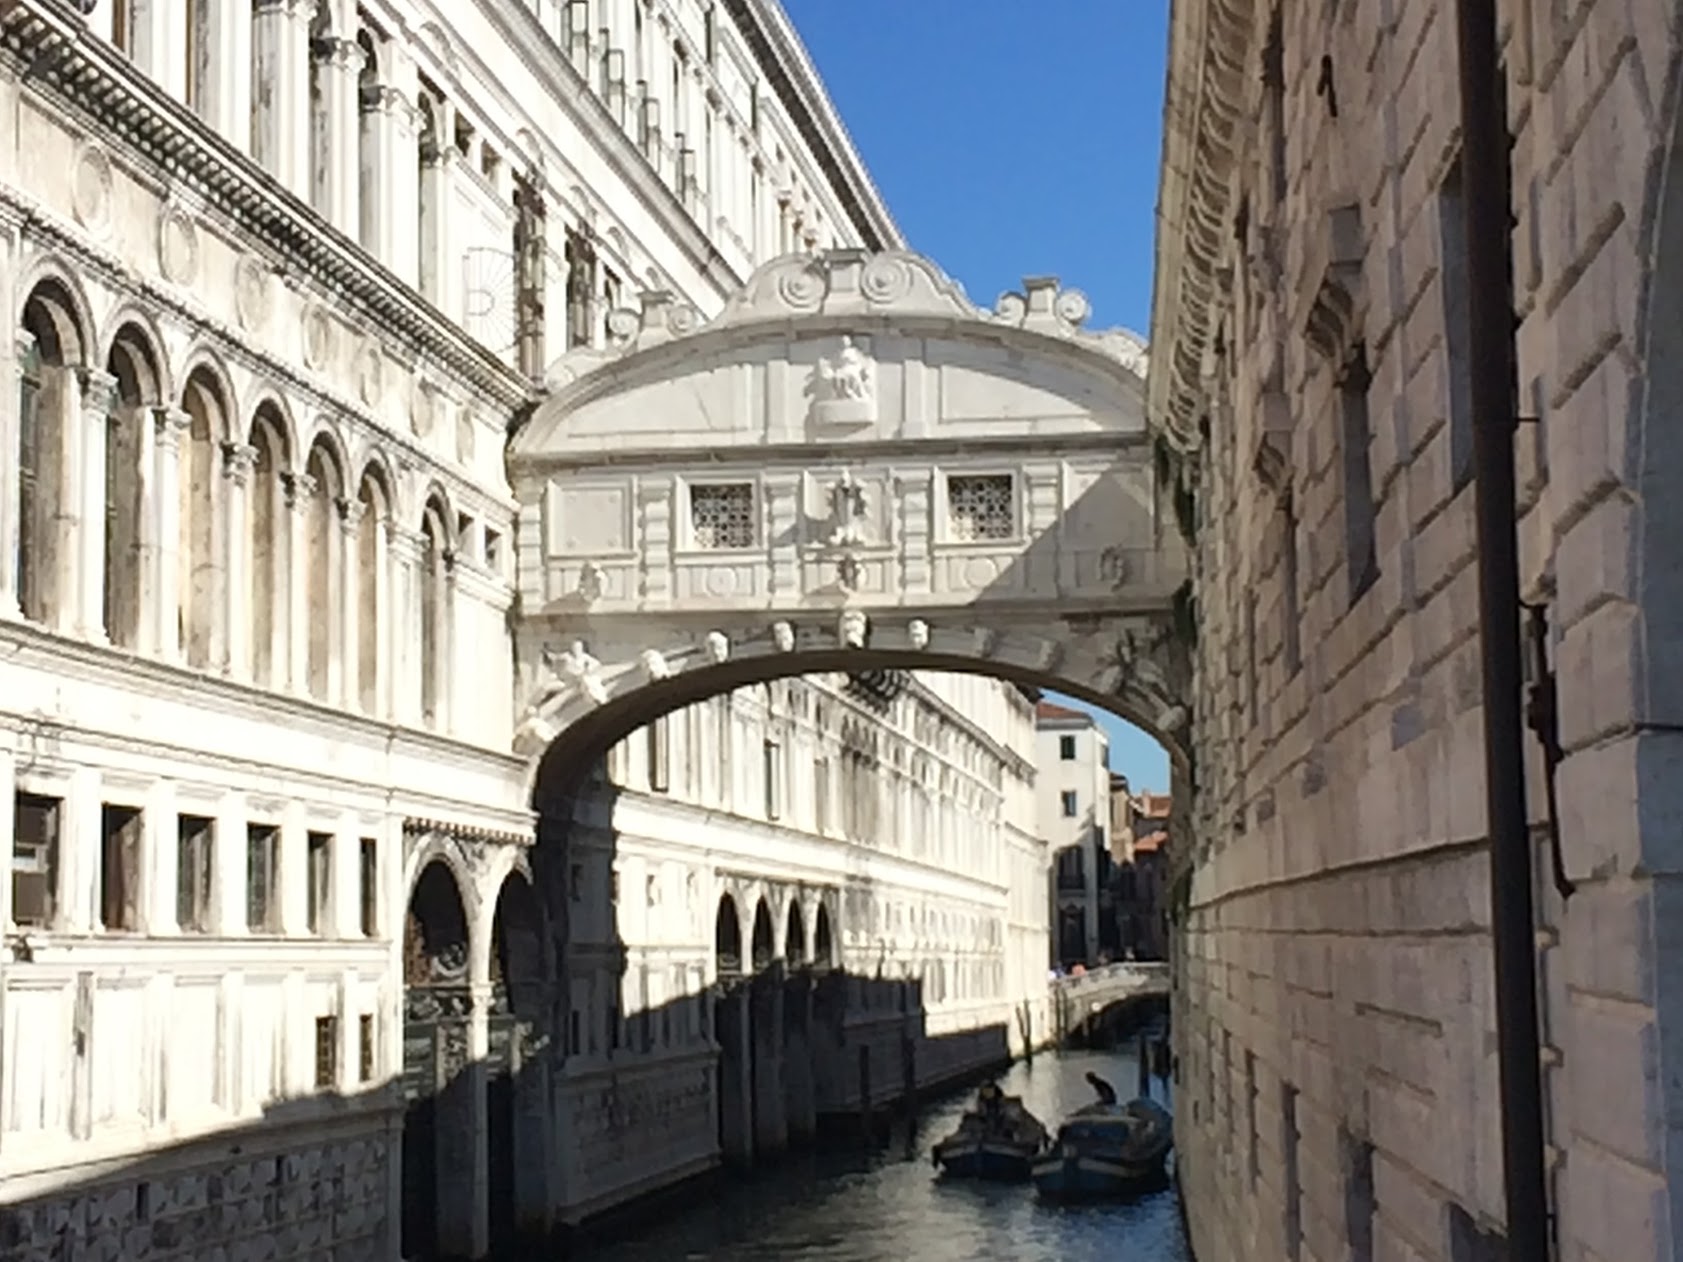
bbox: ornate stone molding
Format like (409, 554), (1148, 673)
(539, 249), (1151, 395)
(281, 469), (317, 508)
(222, 441), (259, 486)
(77, 366), (118, 414)
(337, 496), (366, 534)
(1147, 0), (1255, 450)
(151, 405), (191, 448)
(0, 2), (529, 411)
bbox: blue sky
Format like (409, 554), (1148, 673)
(784, 1), (1174, 792)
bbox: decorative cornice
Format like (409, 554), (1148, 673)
(722, 0), (903, 253)
(1147, 0), (1255, 450)
(402, 816), (532, 849)
(0, 185), (519, 522)
(0, 0), (531, 413)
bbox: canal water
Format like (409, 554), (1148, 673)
(568, 1046), (1193, 1262)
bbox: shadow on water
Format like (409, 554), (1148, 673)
(561, 1042), (1191, 1262)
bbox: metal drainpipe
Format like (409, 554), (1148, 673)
(1454, 0), (1552, 1256)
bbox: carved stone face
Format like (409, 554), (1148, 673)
(908, 619), (930, 650)
(772, 621), (795, 652)
(705, 631), (730, 663)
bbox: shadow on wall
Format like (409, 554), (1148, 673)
(391, 746), (1016, 1260)
(0, 831), (1013, 1262)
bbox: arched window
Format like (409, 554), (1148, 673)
(714, 894), (741, 977)
(304, 440), (343, 700)
(418, 498), (450, 727)
(177, 367), (226, 667)
(103, 325), (163, 648)
(16, 280), (87, 626)
(355, 470), (389, 714)
(247, 406), (289, 688)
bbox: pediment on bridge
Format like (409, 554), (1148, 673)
(511, 250), (1151, 461)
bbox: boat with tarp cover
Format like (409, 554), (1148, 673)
(1031, 1097), (1173, 1199)
(931, 1081), (1051, 1182)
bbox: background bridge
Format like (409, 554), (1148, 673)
(1049, 961), (1171, 1047)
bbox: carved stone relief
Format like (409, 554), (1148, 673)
(158, 204), (200, 286)
(70, 141), (112, 234)
(234, 256), (273, 333)
(302, 302), (335, 371)
(809, 336), (876, 430)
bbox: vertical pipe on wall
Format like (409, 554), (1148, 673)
(1453, 1), (1551, 1256)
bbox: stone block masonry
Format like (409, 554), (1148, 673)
(1151, 0), (1683, 1258)
(0, 1117), (392, 1262)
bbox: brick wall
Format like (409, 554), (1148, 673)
(1154, 1), (1683, 1259)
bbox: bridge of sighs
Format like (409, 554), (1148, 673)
(506, 248), (1195, 799)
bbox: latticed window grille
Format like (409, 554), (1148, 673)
(947, 474), (1016, 541)
(690, 482), (755, 549)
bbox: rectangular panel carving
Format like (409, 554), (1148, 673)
(675, 561), (762, 602)
(3, 980), (71, 1135)
(240, 980), (285, 1109)
(545, 480), (633, 556)
(92, 980), (148, 1127)
(168, 980), (221, 1120)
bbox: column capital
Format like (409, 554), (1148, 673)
(282, 469), (317, 510)
(360, 83), (416, 124)
(388, 523), (427, 559)
(221, 440), (259, 485)
(78, 366), (119, 414)
(151, 406), (191, 449)
(13, 328), (35, 364)
(337, 496), (367, 534)
(312, 34), (365, 72)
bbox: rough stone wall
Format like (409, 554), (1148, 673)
(1159, 1), (1683, 1260)
(0, 1121), (391, 1262)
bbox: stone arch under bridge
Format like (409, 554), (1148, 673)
(508, 248), (1192, 799)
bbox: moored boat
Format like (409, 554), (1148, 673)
(931, 1082), (1051, 1182)
(1031, 1097), (1173, 1199)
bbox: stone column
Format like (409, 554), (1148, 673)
(283, 471), (316, 696)
(783, 972), (817, 1143)
(129, 0), (187, 100)
(419, 127), (459, 315)
(751, 965), (788, 1157)
(313, 35), (364, 237)
(150, 408), (190, 661)
(221, 441), (257, 678)
(388, 95), (422, 289)
(201, 1), (255, 150)
(716, 984), (753, 1166)
(252, 0), (313, 198)
(337, 497), (363, 710)
(360, 85), (409, 268)
(76, 368), (118, 644)
(129, 401), (159, 657)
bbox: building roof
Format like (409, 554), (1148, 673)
(1035, 700), (1092, 725)
(1134, 792), (1173, 818)
(1133, 830), (1169, 855)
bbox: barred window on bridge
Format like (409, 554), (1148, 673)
(947, 474), (1016, 542)
(690, 482), (756, 549)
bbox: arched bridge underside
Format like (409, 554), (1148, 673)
(508, 249), (1192, 801)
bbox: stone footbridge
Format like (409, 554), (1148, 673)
(1050, 962), (1171, 1043)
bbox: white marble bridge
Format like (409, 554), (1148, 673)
(505, 248), (1195, 803)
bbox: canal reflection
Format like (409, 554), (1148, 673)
(565, 1046), (1192, 1262)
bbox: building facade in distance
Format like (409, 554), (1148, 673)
(1034, 700), (1114, 969)
(0, 1), (1051, 1257)
(1154, 0), (1683, 1258)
